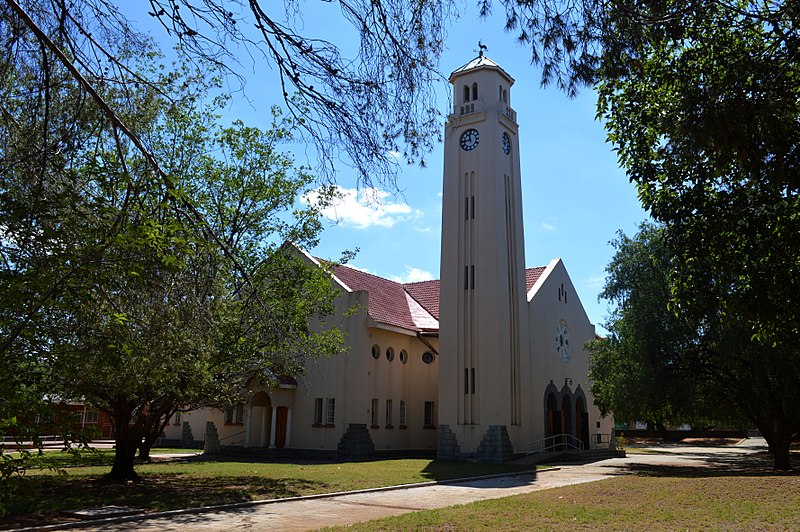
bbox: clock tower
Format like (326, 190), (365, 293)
(438, 53), (529, 461)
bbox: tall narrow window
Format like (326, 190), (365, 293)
(371, 398), (379, 426)
(424, 401), (435, 427)
(326, 398), (336, 425)
(463, 85), (470, 102)
(399, 400), (407, 426)
(385, 399), (393, 427)
(313, 397), (323, 425)
(471, 82), (478, 100)
(235, 404), (244, 424)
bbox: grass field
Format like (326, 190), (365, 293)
(3, 448), (199, 468)
(0, 455), (532, 528)
(325, 474), (800, 531)
(4, 446), (799, 530)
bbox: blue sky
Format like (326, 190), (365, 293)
(125, 3), (649, 333)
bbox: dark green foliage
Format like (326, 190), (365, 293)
(0, 7), (344, 490)
(592, 223), (799, 469)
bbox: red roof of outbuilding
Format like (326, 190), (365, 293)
(331, 264), (547, 334)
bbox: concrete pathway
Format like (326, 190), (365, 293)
(28, 438), (770, 532)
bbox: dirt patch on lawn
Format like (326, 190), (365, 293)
(679, 437), (743, 446)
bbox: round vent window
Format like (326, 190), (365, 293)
(422, 351), (435, 364)
(386, 347), (395, 361)
(371, 344), (380, 360)
(399, 350), (408, 364)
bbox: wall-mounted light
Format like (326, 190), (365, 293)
(565, 378), (573, 387)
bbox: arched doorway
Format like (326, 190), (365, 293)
(249, 391), (272, 447)
(575, 396), (590, 449)
(545, 393), (559, 449)
(561, 395), (572, 450)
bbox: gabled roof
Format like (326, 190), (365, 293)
(449, 54), (514, 84)
(331, 264), (547, 334)
(404, 280), (440, 320)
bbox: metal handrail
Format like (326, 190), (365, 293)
(218, 430), (246, 448)
(520, 433), (585, 455)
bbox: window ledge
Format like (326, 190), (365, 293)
(423, 424), (436, 430)
(370, 424), (380, 429)
(399, 425), (408, 430)
(385, 425), (394, 430)
(324, 423), (336, 428)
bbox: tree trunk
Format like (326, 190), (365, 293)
(655, 421), (669, 440)
(138, 414), (170, 461)
(771, 429), (793, 471)
(754, 420), (793, 471)
(104, 412), (142, 482)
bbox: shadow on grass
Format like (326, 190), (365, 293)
(419, 460), (534, 482)
(1, 473), (326, 529)
(613, 451), (800, 479)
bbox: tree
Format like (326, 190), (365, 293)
(1, 7), (344, 481)
(592, 222), (799, 469)
(593, 2), (800, 470)
(45, 81), (345, 482)
(589, 224), (745, 432)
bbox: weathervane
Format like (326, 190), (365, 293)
(476, 40), (488, 57)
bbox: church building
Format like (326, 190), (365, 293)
(165, 54), (613, 461)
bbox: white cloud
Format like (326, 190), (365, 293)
(303, 186), (417, 229)
(390, 266), (435, 284)
(346, 263), (372, 274)
(587, 274), (606, 290)
(540, 222), (556, 231)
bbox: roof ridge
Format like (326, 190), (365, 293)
(402, 278), (439, 286)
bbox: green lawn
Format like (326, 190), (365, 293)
(326, 474), (800, 531)
(1, 455), (532, 527)
(3, 448), (199, 468)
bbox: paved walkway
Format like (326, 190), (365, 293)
(34, 438), (770, 532)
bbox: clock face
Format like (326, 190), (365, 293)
(555, 321), (572, 362)
(502, 132), (511, 155)
(460, 129), (479, 151)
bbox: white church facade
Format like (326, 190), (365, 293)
(165, 55), (613, 461)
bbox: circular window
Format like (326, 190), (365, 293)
(399, 350), (408, 364)
(555, 321), (572, 362)
(371, 344), (380, 360)
(422, 351), (435, 364)
(386, 347), (395, 361)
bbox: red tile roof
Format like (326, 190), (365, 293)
(526, 266), (546, 292)
(403, 280), (440, 320)
(331, 264), (547, 333)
